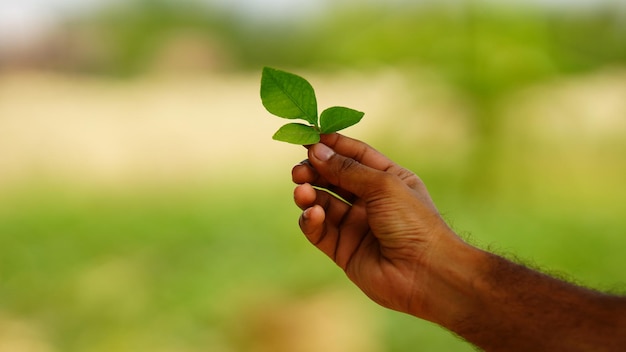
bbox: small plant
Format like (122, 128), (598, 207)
(260, 67), (364, 144)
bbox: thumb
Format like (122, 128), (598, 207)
(308, 142), (386, 200)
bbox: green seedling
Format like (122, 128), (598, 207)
(260, 67), (364, 144)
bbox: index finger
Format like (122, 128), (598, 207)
(320, 133), (396, 172)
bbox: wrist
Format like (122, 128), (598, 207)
(408, 230), (491, 330)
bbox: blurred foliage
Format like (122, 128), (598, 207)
(70, 1), (239, 76)
(81, 1), (626, 86)
(72, 0), (626, 194)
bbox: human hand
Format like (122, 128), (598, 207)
(292, 134), (475, 322)
(293, 134), (626, 351)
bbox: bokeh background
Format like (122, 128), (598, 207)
(1, 0), (626, 351)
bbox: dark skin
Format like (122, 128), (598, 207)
(292, 133), (626, 351)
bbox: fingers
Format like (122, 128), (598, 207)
(292, 160), (356, 203)
(294, 183), (352, 225)
(293, 182), (317, 210)
(298, 205), (325, 241)
(307, 142), (390, 201)
(294, 134), (395, 185)
(294, 133), (422, 195)
(292, 160), (321, 185)
(324, 134), (427, 190)
(320, 133), (395, 172)
(296, 184), (370, 269)
(295, 186), (341, 262)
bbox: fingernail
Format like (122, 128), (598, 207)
(302, 207), (312, 221)
(313, 143), (334, 161)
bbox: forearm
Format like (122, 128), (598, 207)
(418, 235), (626, 351)
(467, 254), (626, 351)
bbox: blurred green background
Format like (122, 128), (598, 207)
(1, 0), (625, 351)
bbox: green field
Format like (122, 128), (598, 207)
(1, 128), (625, 351)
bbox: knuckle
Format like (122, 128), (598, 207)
(379, 172), (401, 189)
(337, 156), (359, 173)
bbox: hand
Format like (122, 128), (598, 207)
(292, 133), (474, 322)
(292, 134), (626, 351)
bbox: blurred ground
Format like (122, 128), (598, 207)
(0, 69), (468, 188)
(1, 68), (625, 190)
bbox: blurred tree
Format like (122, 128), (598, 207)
(68, 0), (625, 195)
(262, 1), (626, 196)
(79, 0), (244, 76)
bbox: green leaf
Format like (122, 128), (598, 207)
(260, 67), (318, 125)
(272, 123), (320, 145)
(319, 106), (364, 134)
